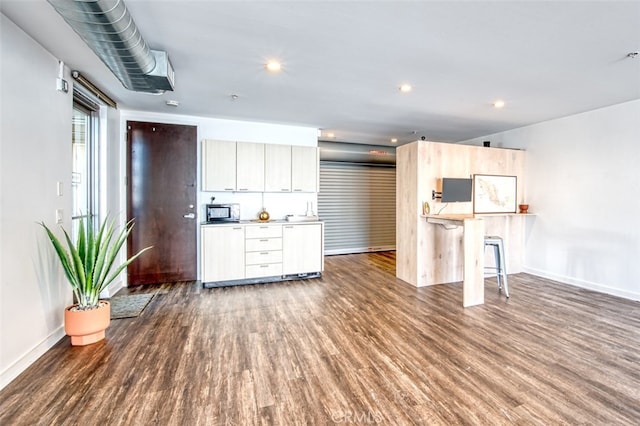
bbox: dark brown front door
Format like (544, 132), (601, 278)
(127, 121), (197, 285)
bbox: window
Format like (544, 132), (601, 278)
(71, 101), (99, 238)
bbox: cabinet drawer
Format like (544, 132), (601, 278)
(245, 225), (282, 239)
(245, 237), (282, 252)
(246, 250), (282, 265)
(246, 263), (283, 278)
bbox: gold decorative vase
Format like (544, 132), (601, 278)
(258, 209), (270, 221)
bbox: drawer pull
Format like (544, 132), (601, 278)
(260, 265), (269, 268)
(233, 227), (242, 230)
(260, 252), (269, 255)
(224, 188), (234, 191)
(260, 239), (268, 242)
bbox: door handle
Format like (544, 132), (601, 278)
(183, 213), (195, 219)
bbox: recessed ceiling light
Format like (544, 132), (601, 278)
(165, 100), (179, 107)
(391, 138), (398, 143)
(326, 132), (335, 138)
(265, 60), (282, 72)
(399, 84), (412, 93)
(493, 99), (505, 108)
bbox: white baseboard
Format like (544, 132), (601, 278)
(0, 327), (65, 391)
(523, 266), (639, 301)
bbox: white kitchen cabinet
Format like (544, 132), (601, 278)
(291, 146), (318, 192)
(202, 139), (236, 191)
(202, 222), (323, 286)
(245, 224), (283, 278)
(236, 142), (265, 192)
(282, 223), (324, 275)
(201, 225), (245, 282)
(264, 144), (292, 192)
(202, 140), (318, 193)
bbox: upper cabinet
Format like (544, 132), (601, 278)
(202, 139), (236, 191)
(236, 142), (265, 192)
(264, 144), (292, 192)
(292, 146), (318, 192)
(202, 140), (317, 193)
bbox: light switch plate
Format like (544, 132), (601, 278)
(55, 209), (63, 224)
(56, 181), (63, 196)
(56, 78), (68, 93)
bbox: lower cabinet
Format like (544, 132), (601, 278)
(283, 223), (323, 275)
(201, 222), (323, 286)
(245, 224), (283, 278)
(201, 225), (245, 282)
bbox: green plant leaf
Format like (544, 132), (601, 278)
(39, 223), (77, 289)
(40, 215), (152, 309)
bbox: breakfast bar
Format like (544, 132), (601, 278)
(423, 214), (485, 307)
(396, 140), (529, 308)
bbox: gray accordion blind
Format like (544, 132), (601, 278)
(319, 162), (396, 255)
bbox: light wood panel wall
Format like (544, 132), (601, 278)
(396, 141), (526, 287)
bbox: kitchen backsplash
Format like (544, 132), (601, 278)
(199, 191), (318, 221)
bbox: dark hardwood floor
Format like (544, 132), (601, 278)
(1, 252), (639, 425)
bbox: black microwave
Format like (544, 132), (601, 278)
(206, 203), (240, 223)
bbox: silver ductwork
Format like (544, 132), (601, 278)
(48, 0), (174, 93)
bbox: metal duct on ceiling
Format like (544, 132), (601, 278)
(48, 0), (174, 93)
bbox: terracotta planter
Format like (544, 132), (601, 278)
(64, 301), (111, 346)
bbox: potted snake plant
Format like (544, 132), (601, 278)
(40, 215), (151, 346)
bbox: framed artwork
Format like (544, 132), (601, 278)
(473, 174), (517, 214)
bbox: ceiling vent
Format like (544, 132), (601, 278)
(47, 0), (174, 94)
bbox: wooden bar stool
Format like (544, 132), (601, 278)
(484, 236), (509, 298)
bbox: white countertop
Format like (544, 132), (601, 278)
(201, 219), (322, 226)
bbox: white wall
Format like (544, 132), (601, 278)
(464, 100), (640, 300)
(0, 15), (73, 389)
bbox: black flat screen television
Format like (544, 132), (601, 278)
(441, 177), (472, 202)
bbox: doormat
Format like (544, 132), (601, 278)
(110, 293), (155, 320)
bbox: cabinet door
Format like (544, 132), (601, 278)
(291, 146), (318, 192)
(202, 139), (236, 191)
(264, 144), (292, 192)
(201, 226), (245, 282)
(236, 142), (265, 192)
(282, 223), (323, 275)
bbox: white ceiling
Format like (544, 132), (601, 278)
(2, 0), (639, 146)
